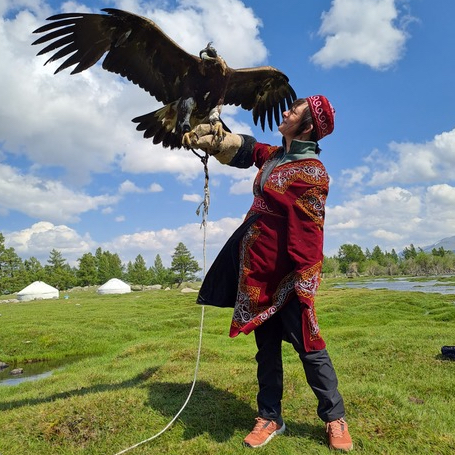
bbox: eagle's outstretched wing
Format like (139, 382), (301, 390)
(225, 67), (296, 131)
(32, 8), (200, 104)
(33, 7), (297, 148)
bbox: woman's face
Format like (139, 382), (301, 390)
(278, 102), (309, 138)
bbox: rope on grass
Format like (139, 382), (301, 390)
(112, 151), (210, 455)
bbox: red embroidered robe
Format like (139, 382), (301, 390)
(229, 139), (329, 351)
(197, 136), (329, 351)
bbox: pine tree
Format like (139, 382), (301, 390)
(77, 253), (98, 286)
(95, 248), (124, 283)
(150, 254), (172, 287)
(24, 257), (45, 282)
(128, 254), (149, 288)
(170, 242), (201, 287)
(0, 234), (27, 294)
(45, 249), (76, 290)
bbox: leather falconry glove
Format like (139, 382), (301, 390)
(188, 123), (243, 164)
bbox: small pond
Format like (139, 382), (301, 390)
(333, 278), (455, 295)
(0, 357), (81, 386)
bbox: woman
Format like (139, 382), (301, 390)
(191, 95), (353, 451)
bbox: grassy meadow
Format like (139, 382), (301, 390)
(0, 280), (454, 455)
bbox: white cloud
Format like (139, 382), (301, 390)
(118, 179), (163, 194)
(340, 166), (370, 187)
(0, 163), (117, 222)
(368, 128), (455, 185)
(149, 182), (164, 192)
(4, 221), (94, 265)
(3, 215), (245, 269)
(423, 184), (455, 234)
(229, 176), (256, 195)
(120, 142), (205, 180)
(183, 193), (203, 203)
(325, 182), (455, 255)
(119, 180), (143, 194)
(325, 186), (423, 253)
(104, 215), (244, 267)
(146, 0), (267, 68)
(426, 184), (455, 205)
(371, 229), (404, 242)
(326, 124), (455, 255)
(312, 0), (411, 69)
(330, 186), (422, 230)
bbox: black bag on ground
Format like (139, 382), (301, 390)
(441, 346), (455, 360)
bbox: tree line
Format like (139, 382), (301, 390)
(1, 231), (454, 295)
(0, 233), (201, 295)
(323, 243), (455, 277)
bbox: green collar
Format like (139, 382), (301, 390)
(278, 140), (319, 165)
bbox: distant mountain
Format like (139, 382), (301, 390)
(422, 236), (455, 253)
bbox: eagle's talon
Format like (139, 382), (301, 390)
(182, 131), (198, 148)
(211, 121), (225, 144)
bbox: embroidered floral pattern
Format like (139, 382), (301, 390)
(273, 272), (297, 308)
(232, 284), (261, 328)
(305, 305), (322, 341)
(239, 224), (260, 270)
(234, 272), (295, 332)
(300, 163), (329, 185)
(307, 95), (335, 140)
(232, 224), (261, 328)
(296, 187), (327, 229)
(295, 262), (323, 341)
(251, 196), (274, 214)
(266, 161), (328, 194)
(295, 262), (322, 305)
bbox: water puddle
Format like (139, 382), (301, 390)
(0, 370), (55, 386)
(0, 357), (81, 386)
(333, 278), (455, 294)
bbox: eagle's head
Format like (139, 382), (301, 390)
(199, 42), (218, 61)
(199, 42), (227, 75)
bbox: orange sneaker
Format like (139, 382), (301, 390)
(243, 417), (286, 448)
(326, 418), (353, 451)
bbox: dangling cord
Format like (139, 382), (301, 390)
(194, 149), (210, 274)
(113, 151), (210, 455)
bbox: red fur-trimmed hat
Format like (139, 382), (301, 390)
(306, 95), (335, 140)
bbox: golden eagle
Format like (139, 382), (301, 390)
(32, 8), (296, 149)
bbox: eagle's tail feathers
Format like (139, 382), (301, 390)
(132, 103), (182, 149)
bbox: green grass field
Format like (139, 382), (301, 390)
(1, 281), (454, 455)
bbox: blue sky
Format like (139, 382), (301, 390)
(1, 0), (455, 270)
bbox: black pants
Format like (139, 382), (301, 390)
(254, 297), (345, 424)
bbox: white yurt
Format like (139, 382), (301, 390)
(17, 281), (59, 301)
(97, 278), (131, 295)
